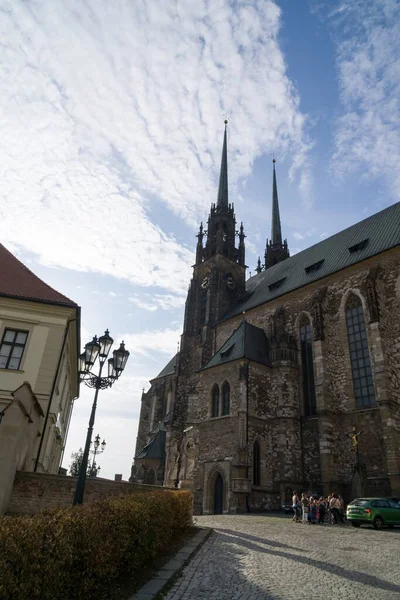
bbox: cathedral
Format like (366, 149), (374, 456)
(131, 124), (400, 514)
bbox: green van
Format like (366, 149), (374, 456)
(347, 498), (400, 529)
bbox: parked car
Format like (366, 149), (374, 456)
(281, 502), (293, 514)
(347, 498), (400, 529)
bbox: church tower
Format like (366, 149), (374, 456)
(183, 121), (246, 366)
(264, 159), (290, 269)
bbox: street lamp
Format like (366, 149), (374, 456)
(73, 330), (129, 505)
(89, 433), (106, 477)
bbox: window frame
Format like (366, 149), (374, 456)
(345, 299), (376, 409)
(221, 381), (230, 416)
(200, 286), (208, 326)
(253, 440), (261, 486)
(0, 328), (29, 370)
(300, 320), (316, 416)
(211, 384), (220, 418)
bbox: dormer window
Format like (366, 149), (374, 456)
(349, 239), (369, 253)
(268, 277), (286, 292)
(220, 343), (235, 359)
(305, 259), (324, 274)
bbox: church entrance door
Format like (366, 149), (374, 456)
(214, 473), (224, 514)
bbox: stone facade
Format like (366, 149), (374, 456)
(131, 130), (400, 514)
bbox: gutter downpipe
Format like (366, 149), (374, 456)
(34, 315), (77, 472)
(59, 395), (77, 467)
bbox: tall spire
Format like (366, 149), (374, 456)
(264, 158), (289, 270)
(216, 120), (228, 210)
(271, 159), (282, 245)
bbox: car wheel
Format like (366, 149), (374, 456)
(351, 521), (361, 528)
(373, 516), (384, 530)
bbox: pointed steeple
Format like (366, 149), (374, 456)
(264, 159), (290, 270)
(216, 120), (229, 210)
(271, 159), (282, 245)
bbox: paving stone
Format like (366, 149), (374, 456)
(164, 514), (400, 600)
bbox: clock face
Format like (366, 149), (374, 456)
(201, 276), (210, 289)
(226, 275), (235, 289)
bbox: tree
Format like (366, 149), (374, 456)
(69, 448), (93, 476)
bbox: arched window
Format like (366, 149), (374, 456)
(211, 385), (219, 418)
(253, 441), (261, 486)
(300, 317), (316, 416)
(221, 382), (230, 415)
(346, 294), (376, 408)
(200, 287), (208, 326)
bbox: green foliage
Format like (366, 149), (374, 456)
(0, 490), (192, 600)
(68, 448), (93, 476)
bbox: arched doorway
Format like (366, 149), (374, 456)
(145, 468), (155, 485)
(214, 472), (224, 514)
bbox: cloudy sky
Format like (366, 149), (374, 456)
(1, 0), (399, 480)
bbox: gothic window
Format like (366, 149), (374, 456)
(221, 382), (230, 415)
(211, 384), (219, 418)
(300, 319), (316, 416)
(253, 441), (261, 486)
(346, 295), (376, 408)
(200, 287), (208, 326)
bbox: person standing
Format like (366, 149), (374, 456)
(292, 491), (300, 522)
(318, 497), (326, 525)
(301, 492), (309, 523)
(330, 493), (340, 524)
(338, 495), (345, 523)
(309, 498), (317, 524)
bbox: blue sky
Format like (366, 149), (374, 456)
(0, 0), (399, 479)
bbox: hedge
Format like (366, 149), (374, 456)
(0, 490), (192, 600)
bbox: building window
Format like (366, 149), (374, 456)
(211, 384), (219, 418)
(221, 382), (230, 415)
(300, 319), (316, 416)
(0, 329), (28, 370)
(253, 441), (261, 486)
(346, 296), (376, 408)
(200, 287), (208, 326)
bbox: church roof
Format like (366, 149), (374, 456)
(0, 243), (77, 307)
(136, 423), (166, 459)
(152, 353), (178, 381)
(226, 201), (400, 320)
(200, 320), (270, 371)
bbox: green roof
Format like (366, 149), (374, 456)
(152, 353), (177, 381)
(136, 423), (166, 459)
(201, 321), (270, 371)
(226, 202), (400, 320)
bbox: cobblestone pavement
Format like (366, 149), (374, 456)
(164, 515), (400, 600)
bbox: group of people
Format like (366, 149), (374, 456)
(291, 492), (346, 525)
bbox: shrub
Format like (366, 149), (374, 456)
(0, 490), (192, 600)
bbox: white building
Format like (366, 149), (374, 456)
(0, 244), (80, 512)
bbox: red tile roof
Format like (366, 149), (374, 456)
(0, 244), (77, 307)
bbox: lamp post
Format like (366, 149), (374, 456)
(73, 330), (129, 505)
(89, 434), (106, 477)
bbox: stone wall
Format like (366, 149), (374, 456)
(7, 471), (175, 515)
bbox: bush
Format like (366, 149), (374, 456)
(0, 490), (192, 600)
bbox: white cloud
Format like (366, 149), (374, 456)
(327, 0), (400, 199)
(129, 293), (186, 312)
(0, 0), (313, 297)
(121, 325), (182, 358)
(293, 232), (305, 240)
